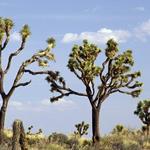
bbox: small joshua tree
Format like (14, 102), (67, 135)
(27, 126), (33, 135)
(74, 121), (89, 137)
(26, 125), (42, 135)
(112, 124), (124, 134)
(134, 99), (150, 136)
(0, 17), (56, 142)
(46, 39), (142, 143)
(12, 119), (28, 150)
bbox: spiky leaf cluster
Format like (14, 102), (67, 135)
(47, 37), (56, 48)
(20, 24), (31, 40)
(74, 121), (89, 137)
(0, 17), (14, 43)
(23, 38), (55, 68)
(104, 40), (142, 98)
(114, 124), (124, 133)
(134, 100), (150, 126)
(46, 71), (67, 102)
(68, 40), (101, 84)
(112, 50), (133, 76)
(105, 39), (118, 59)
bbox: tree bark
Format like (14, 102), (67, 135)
(146, 125), (149, 138)
(12, 119), (28, 150)
(0, 98), (8, 143)
(92, 106), (100, 144)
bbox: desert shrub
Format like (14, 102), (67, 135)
(66, 136), (79, 149)
(26, 133), (46, 146)
(1, 129), (12, 147)
(100, 134), (123, 150)
(122, 139), (141, 150)
(143, 142), (150, 150)
(81, 138), (92, 147)
(1, 127), (150, 150)
(45, 143), (66, 150)
(48, 132), (68, 144)
(0, 144), (10, 150)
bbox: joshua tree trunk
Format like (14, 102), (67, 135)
(92, 106), (100, 144)
(0, 98), (8, 143)
(12, 119), (28, 150)
(0, 102), (7, 130)
(146, 125), (149, 137)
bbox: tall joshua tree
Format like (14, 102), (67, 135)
(0, 17), (56, 141)
(134, 99), (150, 137)
(46, 39), (142, 143)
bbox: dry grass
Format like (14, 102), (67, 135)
(1, 127), (150, 150)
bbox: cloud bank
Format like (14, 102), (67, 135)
(62, 19), (150, 44)
(62, 28), (131, 44)
(4, 98), (76, 112)
(134, 19), (150, 41)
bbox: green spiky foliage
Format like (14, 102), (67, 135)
(27, 125), (33, 134)
(134, 100), (150, 136)
(0, 17), (56, 142)
(46, 39), (142, 143)
(68, 40), (101, 84)
(74, 121), (89, 137)
(0, 17), (13, 49)
(112, 124), (124, 133)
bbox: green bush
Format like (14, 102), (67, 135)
(48, 132), (68, 144)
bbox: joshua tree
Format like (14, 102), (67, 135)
(0, 17), (56, 142)
(74, 121), (89, 137)
(46, 39), (142, 143)
(12, 119), (28, 150)
(112, 124), (124, 134)
(26, 126), (33, 135)
(134, 99), (150, 136)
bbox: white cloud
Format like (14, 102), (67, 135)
(62, 28), (131, 44)
(10, 32), (21, 42)
(41, 98), (75, 111)
(52, 98), (74, 107)
(1, 98), (76, 112)
(0, 100), (23, 107)
(62, 33), (78, 43)
(135, 7), (145, 12)
(134, 19), (150, 41)
(40, 99), (51, 106)
(62, 19), (150, 44)
(9, 101), (23, 107)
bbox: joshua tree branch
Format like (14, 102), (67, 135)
(73, 69), (82, 80)
(13, 80), (31, 88)
(52, 81), (87, 97)
(4, 39), (26, 74)
(105, 59), (113, 82)
(46, 72), (87, 102)
(91, 81), (95, 97)
(24, 69), (53, 76)
(1, 31), (10, 51)
(109, 89), (131, 95)
(100, 58), (109, 84)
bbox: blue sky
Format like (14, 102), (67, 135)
(0, 0), (150, 137)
